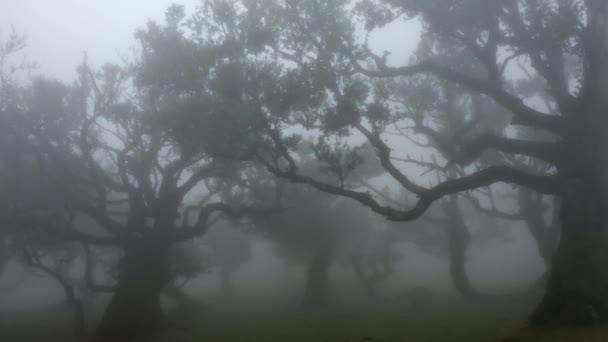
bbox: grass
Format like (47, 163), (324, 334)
(153, 303), (608, 342)
(151, 302), (530, 342)
(4, 302), (608, 341)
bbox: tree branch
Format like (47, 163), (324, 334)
(355, 60), (564, 135)
(262, 153), (558, 223)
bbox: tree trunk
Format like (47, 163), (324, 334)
(68, 296), (85, 337)
(446, 229), (476, 300)
(300, 242), (332, 309)
(530, 2), (608, 325)
(443, 196), (478, 300)
(519, 189), (559, 269)
(96, 238), (171, 339)
(529, 180), (608, 325)
(56, 279), (85, 336)
(352, 249), (394, 302)
(352, 256), (378, 301)
(517, 190), (559, 299)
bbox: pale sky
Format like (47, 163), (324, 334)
(0, 0), (199, 81)
(0, 0), (419, 82)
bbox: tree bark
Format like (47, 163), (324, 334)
(300, 242), (332, 309)
(443, 196), (478, 300)
(96, 237), (171, 339)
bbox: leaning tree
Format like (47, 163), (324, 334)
(193, 0), (608, 325)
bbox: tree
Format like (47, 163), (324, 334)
(204, 219), (253, 300)
(11, 236), (87, 336)
(164, 240), (209, 322)
(252, 179), (349, 308)
(245, 140), (385, 308)
(0, 29), (92, 334)
(194, 0), (608, 325)
(0, 8), (277, 339)
(349, 222), (399, 301)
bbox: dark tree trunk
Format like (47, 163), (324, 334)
(68, 295), (85, 337)
(96, 237), (171, 340)
(300, 242), (332, 309)
(529, 180), (608, 325)
(519, 189), (559, 269)
(530, 4), (608, 322)
(443, 195), (478, 300)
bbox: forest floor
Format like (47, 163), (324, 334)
(3, 302), (608, 341)
(153, 304), (608, 342)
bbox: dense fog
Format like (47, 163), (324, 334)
(1, 1), (607, 341)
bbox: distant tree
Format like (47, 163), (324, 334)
(252, 180), (346, 308)
(10, 235), (87, 336)
(203, 219), (252, 300)
(246, 141), (383, 308)
(348, 223), (399, 301)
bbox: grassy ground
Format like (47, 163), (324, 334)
(151, 303), (608, 342)
(4, 303), (608, 341)
(162, 309), (520, 342)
